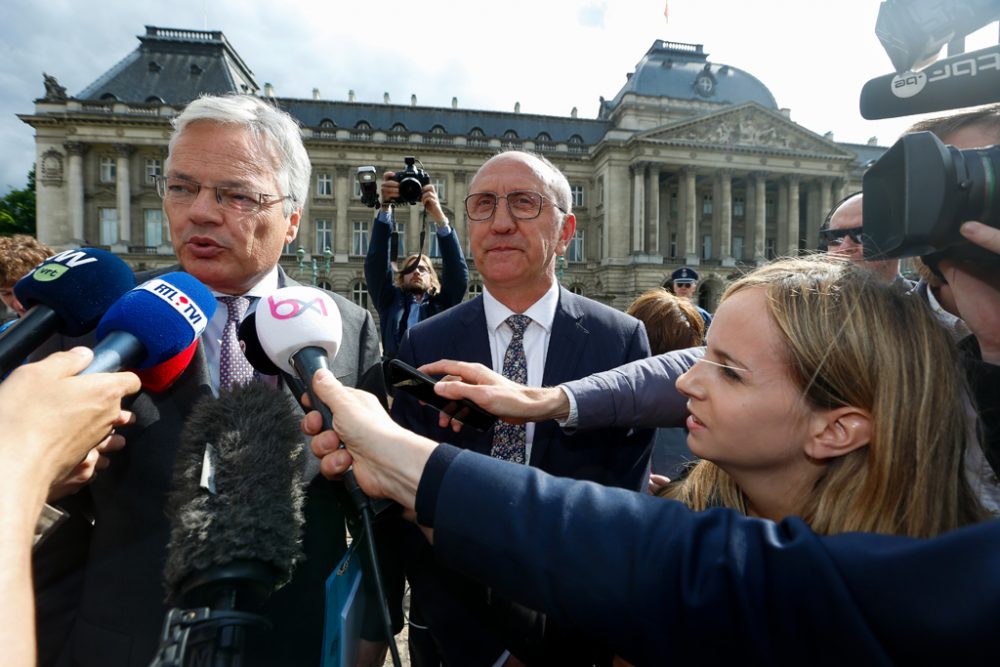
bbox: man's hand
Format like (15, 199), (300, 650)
(303, 369), (435, 510)
(940, 221), (1000, 364)
(0, 348), (140, 504)
(418, 360), (571, 432)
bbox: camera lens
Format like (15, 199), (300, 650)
(398, 177), (423, 204)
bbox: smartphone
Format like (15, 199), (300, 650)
(386, 359), (497, 432)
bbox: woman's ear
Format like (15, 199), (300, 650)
(804, 406), (872, 461)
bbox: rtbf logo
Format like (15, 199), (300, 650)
(140, 279), (208, 335)
(267, 294), (330, 320)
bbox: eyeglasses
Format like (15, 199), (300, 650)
(464, 190), (568, 222)
(156, 175), (291, 214)
(818, 226), (864, 248)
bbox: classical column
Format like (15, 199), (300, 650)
(719, 170), (734, 266)
(64, 142), (87, 244)
(647, 165), (660, 253)
(787, 175), (800, 255)
(114, 144), (133, 244)
(776, 179), (788, 257)
(682, 167), (699, 265)
(334, 166), (350, 262)
(632, 164), (645, 254)
(819, 178), (833, 229)
(753, 172), (767, 264)
(806, 181), (822, 250)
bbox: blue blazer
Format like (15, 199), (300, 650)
(423, 447), (1000, 667)
(364, 216), (468, 358)
(389, 288), (654, 665)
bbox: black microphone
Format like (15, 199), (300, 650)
(860, 44), (1000, 119)
(150, 382), (305, 667)
(0, 247), (135, 376)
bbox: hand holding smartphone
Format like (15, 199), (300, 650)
(386, 359), (497, 432)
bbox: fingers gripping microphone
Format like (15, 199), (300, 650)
(80, 273), (216, 375)
(0, 248), (135, 376)
(151, 382), (305, 666)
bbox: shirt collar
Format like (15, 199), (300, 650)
(208, 265), (281, 299)
(482, 281), (560, 334)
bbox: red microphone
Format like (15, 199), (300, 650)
(135, 340), (198, 393)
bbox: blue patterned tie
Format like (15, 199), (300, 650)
(490, 314), (532, 464)
(218, 296), (254, 391)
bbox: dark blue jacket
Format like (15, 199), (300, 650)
(364, 214), (468, 358)
(418, 445), (1000, 666)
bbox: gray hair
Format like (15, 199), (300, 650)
(166, 94), (311, 217)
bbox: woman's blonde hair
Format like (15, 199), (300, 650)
(627, 289), (705, 355)
(663, 256), (986, 537)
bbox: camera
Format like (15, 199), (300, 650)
(858, 0), (1000, 265)
(863, 131), (999, 263)
(389, 156), (431, 205)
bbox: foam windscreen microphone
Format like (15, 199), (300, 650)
(0, 248), (135, 376)
(80, 272), (216, 375)
(151, 382), (305, 665)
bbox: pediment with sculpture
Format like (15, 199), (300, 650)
(637, 103), (855, 158)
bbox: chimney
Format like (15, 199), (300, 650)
(779, 107), (791, 118)
(312, 88), (321, 100)
(452, 96), (458, 109)
(824, 131), (834, 140)
(868, 136), (879, 146)
(348, 89), (356, 102)
(514, 101), (521, 113)
(411, 94), (417, 106)
(571, 107), (578, 118)
(383, 92), (391, 104)
(263, 82), (274, 97)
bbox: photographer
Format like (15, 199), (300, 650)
(364, 165), (469, 359)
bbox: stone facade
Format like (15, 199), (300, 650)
(19, 28), (886, 316)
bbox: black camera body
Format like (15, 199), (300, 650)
(389, 156), (431, 205)
(858, 0), (1000, 265)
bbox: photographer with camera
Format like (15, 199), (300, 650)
(363, 158), (469, 359)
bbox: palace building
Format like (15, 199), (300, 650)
(20, 26), (885, 314)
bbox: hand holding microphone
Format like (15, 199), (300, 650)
(0, 248), (135, 376)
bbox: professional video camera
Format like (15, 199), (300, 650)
(859, 0), (1000, 264)
(356, 156), (431, 208)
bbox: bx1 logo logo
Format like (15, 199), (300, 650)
(267, 294), (330, 320)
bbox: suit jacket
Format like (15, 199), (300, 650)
(364, 215), (469, 358)
(390, 288), (654, 665)
(422, 446), (1000, 667)
(564, 347), (704, 432)
(36, 266), (386, 667)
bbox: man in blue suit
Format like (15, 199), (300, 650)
(389, 150), (653, 666)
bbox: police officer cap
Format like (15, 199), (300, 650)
(671, 267), (699, 284)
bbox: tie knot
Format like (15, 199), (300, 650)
(505, 314), (531, 339)
(219, 296), (250, 324)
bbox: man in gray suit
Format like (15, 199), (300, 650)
(35, 95), (390, 666)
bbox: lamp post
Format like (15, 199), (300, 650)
(556, 254), (566, 284)
(296, 247), (306, 276)
(311, 258), (318, 286)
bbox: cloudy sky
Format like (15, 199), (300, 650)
(1, 0), (997, 193)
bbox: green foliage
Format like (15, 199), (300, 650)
(0, 167), (37, 236)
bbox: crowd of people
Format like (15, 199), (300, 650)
(1, 93), (998, 667)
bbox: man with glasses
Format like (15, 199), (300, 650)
(36, 95), (391, 667)
(365, 176), (468, 359)
(387, 150), (653, 666)
(820, 192), (906, 284)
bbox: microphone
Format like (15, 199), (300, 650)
(252, 286), (402, 667)
(80, 272), (216, 375)
(860, 44), (1000, 119)
(237, 309), (306, 399)
(0, 247), (135, 376)
(136, 340), (199, 393)
(151, 381), (305, 666)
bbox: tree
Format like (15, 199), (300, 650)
(0, 167), (36, 236)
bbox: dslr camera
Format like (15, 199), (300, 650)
(859, 0), (1000, 265)
(355, 157), (432, 209)
(389, 156), (431, 205)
